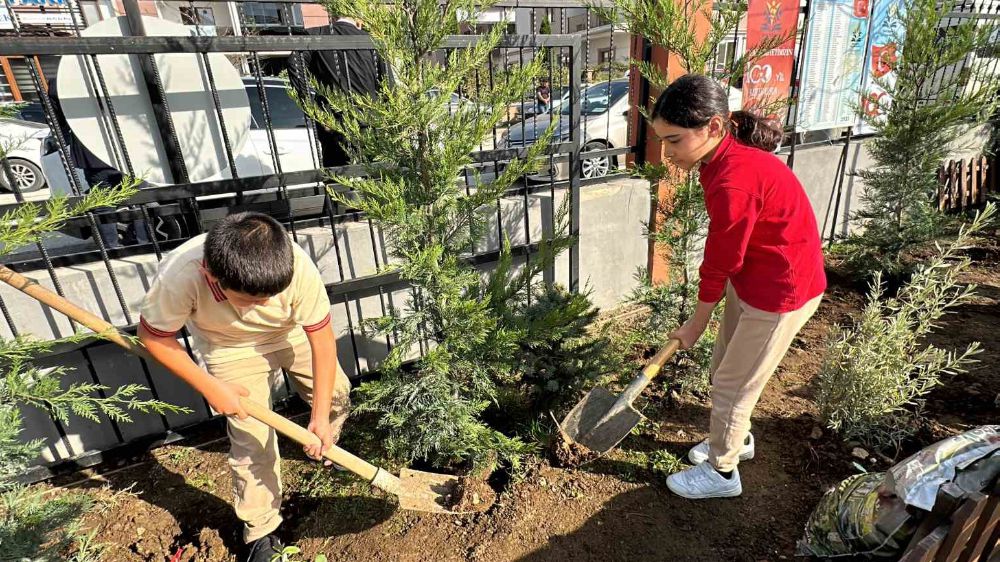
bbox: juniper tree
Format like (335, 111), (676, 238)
(0, 181), (191, 559)
(837, 0), (1000, 278)
(295, 0), (597, 470)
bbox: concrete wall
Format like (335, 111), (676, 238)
(789, 140), (876, 241)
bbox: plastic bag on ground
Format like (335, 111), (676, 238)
(797, 425), (1000, 558)
(885, 425), (1000, 511)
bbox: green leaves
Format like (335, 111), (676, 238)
(842, 0), (1000, 277)
(819, 203), (994, 450)
(0, 181), (140, 257)
(0, 177), (186, 559)
(308, 0), (567, 471)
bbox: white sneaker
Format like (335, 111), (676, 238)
(687, 433), (755, 465)
(666, 461), (742, 499)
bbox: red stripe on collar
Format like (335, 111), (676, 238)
(200, 261), (228, 302)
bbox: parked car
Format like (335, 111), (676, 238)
(501, 80), (745, 181)
(0, 118), (49, 192)
(1, 101), (47, 124)
(500, 80), (631, 181)
(42, 76), (316, 197)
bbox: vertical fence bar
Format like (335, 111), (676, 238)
(200, 52), (241, 194)
(939, 162), (949, 211)
(785, 0), (811, 169)
(250, 52), (298, 242)
(633, 37), (652, 168)
(568, 35), (583, 293)
(322, 193), (364, 377)
(546, 44), (558, 286)
(950, 159), (960, 211)
(827, 127), (853, 243)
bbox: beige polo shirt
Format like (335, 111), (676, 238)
(139, 234), (332, 366)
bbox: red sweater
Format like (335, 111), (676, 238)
(697, 134), (826, 313)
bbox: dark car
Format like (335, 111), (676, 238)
(2, 101), (47, 124)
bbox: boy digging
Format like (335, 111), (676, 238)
(139, 212), (351, 562)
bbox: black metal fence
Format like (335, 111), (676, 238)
(0, 0), (644, 479)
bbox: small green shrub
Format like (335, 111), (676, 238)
(0, 183), (190, 560)
(271, 545), (328, 562)
(817, 204), (993, 451)
(628, 281), (717, 396)
(649, 450), (688, 477)
(499, 283), (608, 411)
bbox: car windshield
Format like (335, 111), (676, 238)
(560, 81), (629, 116)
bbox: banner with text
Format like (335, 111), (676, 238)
(856, 0), (907, 132)
(796, 0), (871, 131)
(743, 0), (800, 118)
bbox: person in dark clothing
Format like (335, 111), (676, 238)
(46, 78), (172, 249)
(285, 16), (391, 168)
(46, 78), (135, 248)
(536, 78), (551, 115)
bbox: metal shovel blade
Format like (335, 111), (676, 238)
(559, 386), (645, 454)
(397, 469), (495, 515)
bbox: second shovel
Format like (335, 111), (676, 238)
(558, 338), (681, 454)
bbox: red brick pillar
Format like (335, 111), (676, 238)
(627, 5), (714, 286)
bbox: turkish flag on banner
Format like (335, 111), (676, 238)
(743, 0), (799, 116)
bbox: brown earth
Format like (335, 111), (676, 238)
(50, 259), (1000, 562)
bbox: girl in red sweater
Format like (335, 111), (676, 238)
(651, 74), (826, 499)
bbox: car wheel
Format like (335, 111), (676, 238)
(581, 141), (611, 179)
(0, 158), (46, 192)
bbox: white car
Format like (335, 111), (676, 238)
(502, 80), (631, 181)
(0, 118), (49, 192)
(42, 77), (317, 197)
(501, 80), (746, 181)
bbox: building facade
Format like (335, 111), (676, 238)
(0, 0), (332, 102)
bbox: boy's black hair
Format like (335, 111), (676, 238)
(204, 212), (294, 296)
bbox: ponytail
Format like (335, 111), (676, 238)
(728, 111), (783, 152)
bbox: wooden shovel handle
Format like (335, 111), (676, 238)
(0, 265), (383, 483)
(239, 398), (380, 481)
(0, 266), (149, 359)
(640, 338), (681, 380)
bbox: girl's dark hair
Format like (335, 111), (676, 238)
(651, 74), (783, 153)
(205, 212), (294, 296)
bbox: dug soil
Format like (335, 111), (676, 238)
(51, 259), (1000, 561)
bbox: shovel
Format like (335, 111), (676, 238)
(559, 337), (681, 454)
(0, 265), (490, 515)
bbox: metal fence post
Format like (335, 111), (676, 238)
(568, 34), (583, 293)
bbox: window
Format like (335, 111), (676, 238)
(246, 84), (306, 129)
(242, 2), (302, 27)
(598, 48), (613, 65)
(180, 6), (216, 26)
(561, 80), (629, 116)
(713, 39), (737, 79)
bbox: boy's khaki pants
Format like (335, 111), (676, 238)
(205, 339), (351, 543)
(707, 283), (822, 472)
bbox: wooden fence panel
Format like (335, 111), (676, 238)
(940, 492), (988, 562)
(937, 155), (999, 212)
